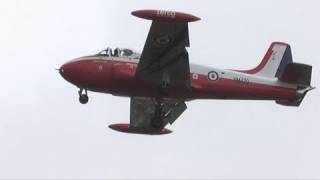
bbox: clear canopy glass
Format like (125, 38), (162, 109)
(97, 47), (140, 59)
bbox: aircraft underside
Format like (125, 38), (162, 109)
(59, 9), (313, 135)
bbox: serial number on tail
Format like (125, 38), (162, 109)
(233, 77), (250, 83)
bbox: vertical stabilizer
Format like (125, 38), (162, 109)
(241, 42), (293, 78)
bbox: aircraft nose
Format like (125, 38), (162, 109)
(59, 65), (65, 75)
(59, 60), (79, 83)
(59, 62), (70, 78)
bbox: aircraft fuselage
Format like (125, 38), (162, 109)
(60, 56), (299, 101)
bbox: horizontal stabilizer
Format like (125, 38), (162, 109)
(279, 63), (312, 86)
(277, 62), (314, 107)
(276, 86), (315, 107)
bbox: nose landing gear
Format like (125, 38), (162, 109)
(78, 88), (89, 104)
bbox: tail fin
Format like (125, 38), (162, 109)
(241, 42), (293, 78)
(240, 42), (315, 106)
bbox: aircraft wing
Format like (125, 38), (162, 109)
(109, 96), (187, 134)
(108, 10), (199, 135)
(129, 96), (187, 134)
(132, 10), (200, 91)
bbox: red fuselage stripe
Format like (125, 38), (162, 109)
(60, 59), (299, 101)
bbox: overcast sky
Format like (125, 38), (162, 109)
(0, 0), (319, 179)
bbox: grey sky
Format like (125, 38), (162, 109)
(0, 0), (319, 178)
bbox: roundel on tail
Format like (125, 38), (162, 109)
(154, 35), (172, 46)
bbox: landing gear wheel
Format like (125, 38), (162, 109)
(79, 94), (89, 104)
(78, 88), (89, 104)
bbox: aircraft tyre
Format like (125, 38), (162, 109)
(79, 94), (89, 104)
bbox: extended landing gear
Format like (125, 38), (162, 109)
(150, 79), (170, 129)
(78, 88), (89, 104)
(159, 81), (170, 95)
(150, 98), (165, 129)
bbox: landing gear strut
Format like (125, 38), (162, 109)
(159, 80), (170, 95)
(78, 88), (89, 104)
(150, 98), (165, 129)
(150, 78), (171, 129)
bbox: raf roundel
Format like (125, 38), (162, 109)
(154, 35), (171, 46)
(208, 71), (219, 81)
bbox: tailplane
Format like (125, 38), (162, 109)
(276, 63), (314, 106)
(279, 63), (312, 86)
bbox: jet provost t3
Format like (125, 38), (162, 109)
(59, 10), (314, 135)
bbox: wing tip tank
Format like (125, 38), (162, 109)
(109, 123), (172, 135)
(132, 9), (201, 22)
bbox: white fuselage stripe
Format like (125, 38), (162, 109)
(74, 56), (297, 89)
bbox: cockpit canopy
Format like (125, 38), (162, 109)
(97, 47), (140, 59)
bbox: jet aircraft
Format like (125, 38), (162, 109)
(59, 10), (314, 135)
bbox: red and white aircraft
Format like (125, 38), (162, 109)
(59, 10), (314, 135)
